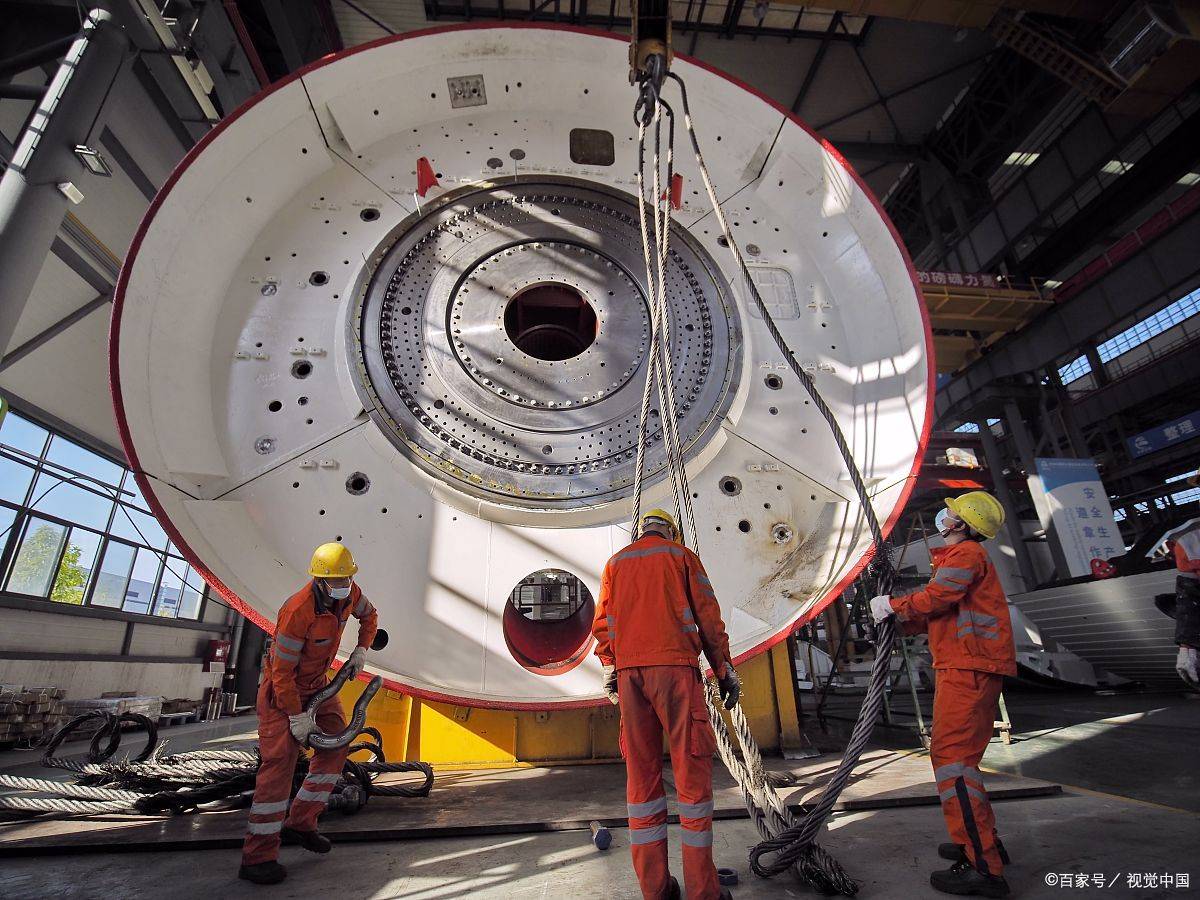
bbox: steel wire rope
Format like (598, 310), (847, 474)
(630, 69), (901, 895)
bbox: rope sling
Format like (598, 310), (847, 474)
(628, 69), (899, 896)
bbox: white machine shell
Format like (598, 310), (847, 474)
(111, 25), (933, 708)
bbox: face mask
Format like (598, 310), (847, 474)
(935, 508), (956, 537)
(327, 585), (352, 600)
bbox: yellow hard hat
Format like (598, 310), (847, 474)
(944, 491), (1005, 540)
(641, 508), (678, 535)
(308, 542), (358, 578)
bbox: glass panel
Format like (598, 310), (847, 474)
(0, 412), (49, 457)
(91, 541), (135, 608)
(51, 528), (103, 605)
(30, 472), (115, 531)
(153, 559), (184, 618)
(0, 505), (18, 554)
(110, 504), (168, 549)
(178, 567), (204, 620)
(121, 471), (151, 512)
(123, 547), (162, 614)
(0, 453), (35, 505)
(6, 518), (68, 597)
(45, 436), (124, 491)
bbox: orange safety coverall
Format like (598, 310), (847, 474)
(592, 534), (732, 900)
(1172, 525), (1200, 648)
(890, 539), (1015, 877)
(241, 582), (378, 866)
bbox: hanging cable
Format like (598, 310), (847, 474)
(631, 70), (901, 895)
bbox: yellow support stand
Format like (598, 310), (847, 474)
(338, 640), (802, 769)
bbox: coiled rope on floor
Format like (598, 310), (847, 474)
(0, 709), (434, 820)
(629, 67), (899, 896)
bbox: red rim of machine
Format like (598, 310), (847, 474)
(109, 23), (935, 711)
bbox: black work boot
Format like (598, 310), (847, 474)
(938, 839), (1012, 864)
(238, 861), (287, 884)
(930, 860), (1010, 897)
(281, 826), (332, 853)
(665, 876), (681, 899)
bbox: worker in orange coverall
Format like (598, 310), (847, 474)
(238, 542), (378, 885)
(1171, 469), (1200, 687)
(592, 508), (739, 900)
(870, 491), (1015, 898)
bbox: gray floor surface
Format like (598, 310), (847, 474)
(1, 690), (1196, 899)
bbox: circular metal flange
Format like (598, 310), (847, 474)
(355, 178), (741, 508)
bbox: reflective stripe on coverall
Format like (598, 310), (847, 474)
(241, 581), (378, 865)
(592, 534), (732, 900)
(890, 540), (1014, 876)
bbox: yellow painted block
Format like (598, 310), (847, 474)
(336, 679), (413, 763)
(418, 701), (518, 767)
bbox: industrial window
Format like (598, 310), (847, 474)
(0, 410), (208, 620)
(1166, 469), (1200, 509)
(1058, 354), (1092, 385)
(953, 419), (1001, 434)
(1096, 288), (1200, 363)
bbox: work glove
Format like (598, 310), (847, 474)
(1177, 646), (1199, 684)
(288, 709), (317, 744)
(869, 594), (894, 624)
(343, 646), (367, 679)
(717, 664), (740, 710)
(602, 665), (619, 705)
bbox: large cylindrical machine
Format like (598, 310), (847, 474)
(111, 25), (932, 708)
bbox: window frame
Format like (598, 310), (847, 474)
(0, 410), (211, 622)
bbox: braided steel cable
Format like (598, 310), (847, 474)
(0, 774), (142, 802)
(628, 71), (903, 895)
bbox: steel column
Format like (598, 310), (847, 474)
(1003, 400), (1072, 579)
(0, 9), (127, 358)
(975, 418), (1039, 591)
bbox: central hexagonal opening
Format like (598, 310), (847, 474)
(504, 282), (597, 361)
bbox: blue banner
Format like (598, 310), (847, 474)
(1127, 411), (1200, 458)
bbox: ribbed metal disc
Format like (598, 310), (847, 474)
(355, 178), (741, 508)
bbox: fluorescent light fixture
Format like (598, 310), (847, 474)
(57, 182), (84, 204)
(1178, 172), (1200, 186)
(73, 144), (112, 177)
(1100, 160), (1133, 175)
(1003, 151), (1039, 166)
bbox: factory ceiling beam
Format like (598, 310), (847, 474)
(834, 140), (925, 161)
(766, 0), (1119, 29)
(0, 292), (110, 374)
(790, 12), (842, 114)
(0, 9), (127, 362)
(1019, 104), (1200, 278)
(812, 50), (996, 131)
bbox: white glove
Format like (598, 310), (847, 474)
(602, 665), (619, 705)
(343, 646), (367, 679)
(1177, 646), (1199, 684)
(288, 710), (317, 744)
(869, 594), (894, 624)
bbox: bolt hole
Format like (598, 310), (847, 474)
(360, 207), (380, 222)
(319, 509), (326, 516)
(346, 472), (371, 495)
(769, 406), (778, 415)
(292, 360), (313, 379)
(298, 396), (309, 406)
(765, 373), (784, 390)
(268, 400), (282, 412)
(309, 271), (329, 286)
(720, 476), (742, 497)
(738, 520), (751, 533)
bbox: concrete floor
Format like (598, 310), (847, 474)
(1, 690), (1196, 899)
